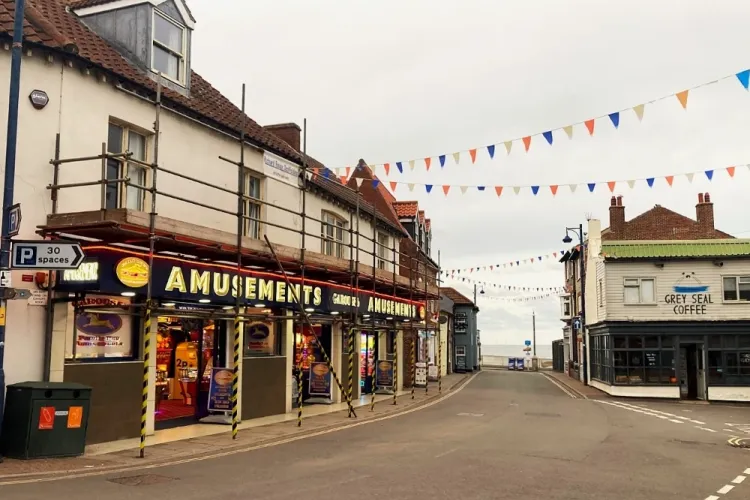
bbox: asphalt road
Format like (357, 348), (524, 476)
(3, 371), (750, 499)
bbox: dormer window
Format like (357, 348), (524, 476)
(152, 11), (186, 84)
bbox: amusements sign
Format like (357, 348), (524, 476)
(375, 360), (394, 390)
(208, 368), (233, 412)
(309, 362), (332, 397)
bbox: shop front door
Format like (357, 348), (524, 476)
(679, 343), (706, 400)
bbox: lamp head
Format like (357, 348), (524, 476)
(562, 234), (573, 244)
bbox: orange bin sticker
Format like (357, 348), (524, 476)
(67, 406), (83, 429)
(38, 407), (55, 430)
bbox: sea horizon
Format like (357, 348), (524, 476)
(482, 344), (553, 358)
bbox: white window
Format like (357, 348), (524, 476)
(242, 172), (262, 239)
(377, 232), (389, 270)
(624, 278), (656, 304)
(560, 295), (572, 317)
(722, 276), (750, 302)
(152, 11), (186, 84)
(107, 122), (148, 211)
(321, 211), (347, 258)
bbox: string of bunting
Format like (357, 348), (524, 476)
(476, 293), (556, 303)
(443, 275), (564, 293)
(326, 68), (750, 176)
(321, 161), (749, 197)
(442, 250), (570, 273)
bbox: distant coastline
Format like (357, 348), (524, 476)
(482, 344), (553, 358)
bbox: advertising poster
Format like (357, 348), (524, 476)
(375, 360), (394, 389)
(245, 321), (275, 356)
(68, 296), (132, 359)
(207, 368), (233, 412)
(309, 362), (332, 397)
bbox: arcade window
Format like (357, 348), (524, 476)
(624, 278), (655, 304)
(107, 122), (149, 211)
(722, 276), (750, 302)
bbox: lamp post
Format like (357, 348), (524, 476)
(563, 223), (587, 385)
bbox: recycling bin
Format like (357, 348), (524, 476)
(515, 357), (525, 371)
(507, 357), (516, 370)
(0, 382), (92, 459)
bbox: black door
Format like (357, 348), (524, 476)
(684, 344), (698, 400)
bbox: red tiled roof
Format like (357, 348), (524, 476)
(440, 287), (474, 306)
(60, 0), (116, 8)
(0, 0), (326, 177)
(392, 201), (418, 217)
(346, 161), (407, 235)
(425, 218), (431, 231)
(602, 205), (733, 241)
(418, 210), (425, 224)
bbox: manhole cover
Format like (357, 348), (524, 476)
(457, 412), (484, 417)
(108, 474), (177, 486)
(524, 412), (561, 418)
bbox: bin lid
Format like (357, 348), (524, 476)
(8, 381), (92, 391)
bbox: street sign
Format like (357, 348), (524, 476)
(0, 270), (11, 288)
(524, 340), (532, 346)
(8, 203), (21, 237)
(11, 241), (84, 270)
(573, 318), (581, 330)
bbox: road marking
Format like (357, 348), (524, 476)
(696, 426), (717, 433)
(434, 448), (458, 459)
(717, 484), (734, 494)
(731, 475), (746, 484)
(745, 468), (750, 474)
(0, 372), (481, 486)
(540, 373), (579, 399)
(614, 402), (706, 424)
(705, 496), (719, 500)
(457, 412), (484, 417)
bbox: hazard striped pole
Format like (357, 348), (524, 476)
(438, 332), (442, 394)
(139, 304), (151, 458)
(392, 330), (398, 405)
(296, 334), (303, 427)
(231, 315), (241, 439)
(347, 328), (355, 417)
(425, 332), (429, 396)
(410, 332), (416, 400)
(370, 331), (377, 411)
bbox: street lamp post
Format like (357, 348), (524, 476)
(563, 223), (587, 386)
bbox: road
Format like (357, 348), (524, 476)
(2, 371), (750, 499)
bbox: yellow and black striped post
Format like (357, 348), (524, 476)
(139, 304), (151, 458)
(438, 332), (442, 394)
(296, 343), (303, 427)
(410, 333), (416, 400)
(370, 331), (377, 411)
(347, 328), (355, 417)
(425, 333), (429, 396)
(392, 330), (398, 405)
(231, 315), (241, 439)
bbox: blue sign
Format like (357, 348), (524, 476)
(524, 340), (532, 346)
(515, 358), (525, 370)
(8, 203), (21, 237)
(309, 362), (332, 397)
(207, 368), (233, 412)
(573, 318), (581, 329)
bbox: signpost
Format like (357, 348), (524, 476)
(7, 204), (20, 238)
(525, 340), (532, 346)
(11, 241), (84, 270)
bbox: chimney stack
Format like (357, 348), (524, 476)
(696, 192), (714, 235)
(609, 195), (625, 236)
(265, 123), (301, 151)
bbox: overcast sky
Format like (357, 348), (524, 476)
(189, 0), (750, 347)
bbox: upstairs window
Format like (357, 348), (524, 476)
(624, 278), (656, 304)
(377, 232), (389, 270)
(107, 122), (148, 211)
(152, 11), (186, 84)
(242, 173), (262, 239)
(321, 211), (347, 258)
(723, 276), (750, 302)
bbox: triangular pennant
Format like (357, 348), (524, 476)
(395, 162), (402, 174)
(587, 183), (596, 192)
(531, 186), (540, 195)
(727, 166), (736, 178)
(633, 104), (645, 121)
(355, 178), (364, 188)
(607, 181), (616, 192)
(685, 172), (694, 183)
(425, 184), (433, 193)
(312, 167), (320, 177)
(408, 160), (415, 171)
(504, 141), (513, 155)
(442, 185), (450, 196)
(424, 157), (431, 171)
(676, 90), (689, 109)
(439, 155), (446, 168)
(563, 125), (573, 139)
(627, 179), (636, 189)
(469, 149), (477, 163)
(346, 166), (352, 177)
(477, 186), (486, 191)
(383, 163), (390, 175)
(322, 169), (330, 179)
(609, 112), (620, 128)
(522, 136), (532, 152)
(705, 170), (714, 181)
(513, 186), (521, 195)
(550, 185), (559, 196)
(408, 183), (415, 192)
(737, 70), (750, 90)
(665, 175), (674, 186)
(584, 119), (595, 135)
(542, 131), (553, 145)
(390, 181), (398, 191)
(339, 175), (347, 183)
(569, 184), (578, 193)
(335, 167), (343, 176)
(494, 186), (503, 197)
(487, 145), (495, 159)
(372, 179), (380, 188)
(553, 252), (557, 257)
(460, 185), (468, 194)
(453, 152), (460, 164)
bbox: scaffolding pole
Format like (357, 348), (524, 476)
(347, 192), (361, 417)
(438, 249), (442, 393)
(392, 236), (398, 405)
(296, 119), (308, 427)
(370, 221), (377, 412)
(410, 254), (416, 400)
(424, 252), (429, 396)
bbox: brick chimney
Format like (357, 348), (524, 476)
(609, 195), (625, 236)
(696, 192), (714, 235)
(265, 123), (301, 151)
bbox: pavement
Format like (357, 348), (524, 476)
(2, 370), (750, 499)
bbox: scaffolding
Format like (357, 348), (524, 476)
(39, 81), (441, 456)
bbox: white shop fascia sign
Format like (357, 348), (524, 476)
(263, 152), (299, 187)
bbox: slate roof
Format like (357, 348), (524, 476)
(440, 287), (476, 307)
(601, 240), (750, 259)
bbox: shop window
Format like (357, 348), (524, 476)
(243, 319), (282, 357)
(107, 122), (149, 211)
(629, 336), (644, 349)
(65, 296), (136, 360)
(613, 336), (627, 349)
(707, 335), (750, 385)
(242, 172), (262, 239)
(624, 278), (656, 304)
(377, 232), (390, 270)
(152, 10), (186, 84)
(321, 211), (347, 258)
(722, 276), (750, 302)
(708, 336), (722, 349)
(644, 336), (658, 348)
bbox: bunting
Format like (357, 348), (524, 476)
(442, 250), (569, 274)
(443, 275), (564, 293)
(472, 293), (557, 303)
(333, 69), (750, 175)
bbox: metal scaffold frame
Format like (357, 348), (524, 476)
(40, 82), (441, 456)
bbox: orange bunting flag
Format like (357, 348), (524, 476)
(345, 166), (351, 177)
(390, 181), (398, 191)
(607, 181), (616, 192)
(424, 157), (431, 171)
(442, 185), (450, 196)
(494, 186), (503, 197)
(584, 119), (595, 136)
(665, 175), (674, 186)
(676, 90), (689, 109)
(469, 149), (477, 163)
(384, 163), (390, 175)
(340, 175), (347, 183)
(522, 136), (532, 152)
(550, 185), (559, 196)
(727, 166), (736, 177)
(312, 168), (320, 177)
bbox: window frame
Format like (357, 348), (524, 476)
(242, 171), (263, 239)
(376, 231), (390, 270)
(623, 277), (657, 305)
(151, 9), (187, 85)
(721, 275), (750, 303)
(321, 211), (348, 259)
(106, 121), (149, 211)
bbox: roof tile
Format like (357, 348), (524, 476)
(392, 201), (418, 217)
(602, 205), (732, 241)
(440, 287), (475, 306)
